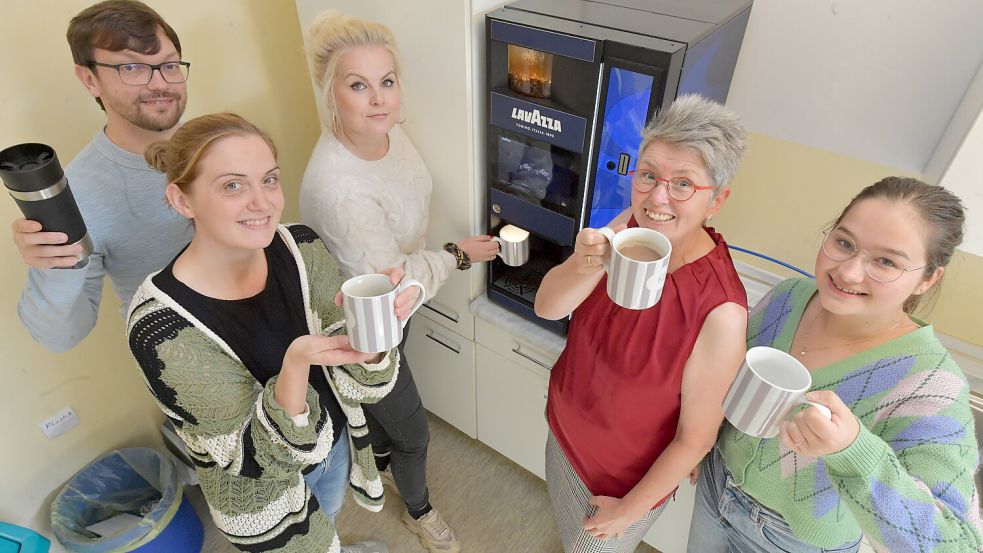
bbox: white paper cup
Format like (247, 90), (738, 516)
(723, 346), (832, 438)
(341, 274), (426, 353)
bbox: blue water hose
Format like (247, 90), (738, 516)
(728, 245), (814, 279)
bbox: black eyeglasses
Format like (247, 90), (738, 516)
(87, 61), (191, 86)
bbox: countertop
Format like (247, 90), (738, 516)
(470, 295), (566, 360)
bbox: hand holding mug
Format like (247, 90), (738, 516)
(723, 347), (832, 439)
(339, 270), (427, 353)
(592, 225), (672, 309)
(779, 390), (860, 456)
(285, 334), (377, 368)
(574, 224), (622, 275)
(387, 269), (423, 320)
(457, 235), (498, 263)
(333, 266), (416, 318)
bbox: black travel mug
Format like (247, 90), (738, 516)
(1, 143), (92, 268)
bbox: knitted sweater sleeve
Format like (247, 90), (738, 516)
(127, 292), (335, 481)
(18, 254), (105, 352)
(822, 356), (983, 552)
(289, 224), (399, 406)
(301, 157), (455, 301)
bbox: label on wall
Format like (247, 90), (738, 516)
(490, 92), (587, 152)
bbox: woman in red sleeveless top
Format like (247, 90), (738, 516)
(535, 95), (750, 553)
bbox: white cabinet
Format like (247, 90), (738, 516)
(420, 270), (475, 341)
(641, 478), (696, 553)
(404, 313), (477, 437)
(475, 344), (551, 479)
(474, 316), (559, 479)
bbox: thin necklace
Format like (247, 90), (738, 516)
(798, 309), (909, 356)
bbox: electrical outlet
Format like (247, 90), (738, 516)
(40, 406), (79, 439)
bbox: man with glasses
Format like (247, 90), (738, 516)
(11, 0), (194, 352)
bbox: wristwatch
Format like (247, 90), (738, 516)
(443, 242), (471, 271)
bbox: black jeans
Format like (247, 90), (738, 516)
(363, 322), (431, 513)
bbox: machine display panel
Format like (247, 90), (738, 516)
(494, 132), (578, 217)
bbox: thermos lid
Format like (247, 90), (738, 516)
(0, 143), (65, 193)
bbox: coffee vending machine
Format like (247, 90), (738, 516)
(485, 0), (752, 334)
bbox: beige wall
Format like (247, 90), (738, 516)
(716, 132), (981, 346)
(2, 0), (980, 546)
(0, 0), (319, 540)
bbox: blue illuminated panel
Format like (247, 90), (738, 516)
(588, 67), (655, 229)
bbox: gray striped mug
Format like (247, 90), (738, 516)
(341, 274), (426, 353)
(723, 346), (832, 439)
(596, 226), (671, 310)
(493, 224), (530, 266)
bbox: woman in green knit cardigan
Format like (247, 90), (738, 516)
(127, 113), (413, 553)
(690, 177), (982, 552)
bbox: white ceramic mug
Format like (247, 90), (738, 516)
(595, 226), (672, 310)
(341, 274), (426, 353)
(493, 224), (530, 266)
(723, 346), (833, 438)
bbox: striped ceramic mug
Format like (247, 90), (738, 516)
(596, 227), (671, 310)
(723, 346), (832, 438)
(342, 274), (426, 353)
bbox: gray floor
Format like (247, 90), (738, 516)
(187, 412), (658, 552)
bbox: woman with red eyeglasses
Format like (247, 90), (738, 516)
(535, 94), (749, 553)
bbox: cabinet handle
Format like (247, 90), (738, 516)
(511, 346), (553, 370)
(423, 302), (459, 323)
(425, 330), (461, 354)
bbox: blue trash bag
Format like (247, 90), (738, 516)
(50, 447), (202, 553)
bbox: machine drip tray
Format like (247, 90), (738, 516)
(492, 256), (555, 304)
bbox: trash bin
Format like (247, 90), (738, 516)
(0, 521), (51, 552)
(51, 448), (203, 553)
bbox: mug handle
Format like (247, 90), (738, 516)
(396, 278), (427, 328)
(798, 399), (833, 420)
(492, 236), (504, 259)
(595, 227), (616, 271)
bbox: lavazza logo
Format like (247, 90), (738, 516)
(510, 107), (562, 132)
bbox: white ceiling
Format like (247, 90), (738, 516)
(726, 0), (983, 174)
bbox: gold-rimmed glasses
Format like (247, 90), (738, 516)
(820, 229), (928, 283)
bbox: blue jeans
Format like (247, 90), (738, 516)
(688, 447), (861, 553)
(303, 427), (351, 520)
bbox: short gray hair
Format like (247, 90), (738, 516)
(638, 94), (747, 190)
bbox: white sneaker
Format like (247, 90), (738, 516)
(341, 541), (389, 553)
(401, 508), (461, 553)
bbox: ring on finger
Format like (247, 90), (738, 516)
(586, 254), (593, 267)
(794, 438), (806, 447)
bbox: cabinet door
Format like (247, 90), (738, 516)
(404, 314), (477, 437)
(421, 270), (475, 341)
(475, 344), (550, 479)
(640, 475), (695, 553)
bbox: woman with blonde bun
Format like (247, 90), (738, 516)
(300, 11), (477, 553)
(130, 112), (408, 553)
